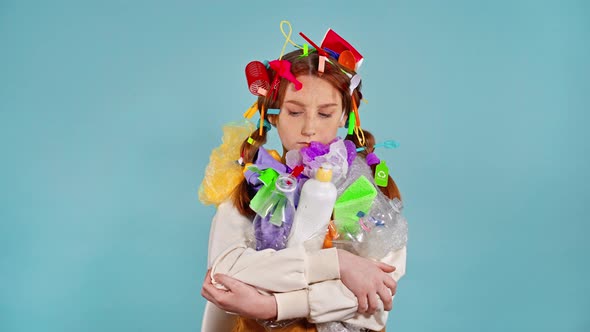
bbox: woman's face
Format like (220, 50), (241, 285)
(274, 75), (347, 152)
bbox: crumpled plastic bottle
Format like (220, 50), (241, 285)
(253, 174), (298, 250)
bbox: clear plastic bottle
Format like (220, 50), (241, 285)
(253, 174), (298, 250)
(287, 166), (337, 249)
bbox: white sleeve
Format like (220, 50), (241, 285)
(208, 201), (407, 331)
(208, 201), (340, 293)
(274, 246), (407, 331)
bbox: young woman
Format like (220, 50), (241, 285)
(200, 41), (408, 332)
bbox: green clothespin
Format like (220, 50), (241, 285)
(347, 111), (355, 135)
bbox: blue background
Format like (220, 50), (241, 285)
(1, 1), (588, 331)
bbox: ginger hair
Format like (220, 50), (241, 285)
(233, 50), (401, 218)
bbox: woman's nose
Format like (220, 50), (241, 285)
(301, 117), (316, 137)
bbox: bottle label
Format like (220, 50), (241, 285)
(375, 161), (389, 187)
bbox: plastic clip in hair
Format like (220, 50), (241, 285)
(298, 47), (316, 59)
(347, 111), (355, 135)
(257, 118), (272, 133)
(349, 75), (361, 95)
(278, 20), (305, 60)
(298, 32), (328, 57)
(268, 60), (302, 90)
(298, 31), (329, 73)
(338, 50), (356, 71)
(323, 47), (340, 60)
(365, 152), (380, 166)
(375, 140), (400, 149)
(259, 104), (266, 135)
(245, 61), (271, 96)
(356, 140), (400, 152)
(320, 29), (364, 70)
(374, 161), (389, 187)
(244, 101), (258, 119)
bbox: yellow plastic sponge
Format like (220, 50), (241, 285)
(198, 120), (254, 206)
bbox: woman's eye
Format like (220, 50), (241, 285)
(288, 110), (303, 116)
(319, 113), (332, 118)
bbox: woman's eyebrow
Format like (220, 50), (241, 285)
(283, 100), (339, 111)
(318, 103), (339, 109)
(283, 100), (305, 107)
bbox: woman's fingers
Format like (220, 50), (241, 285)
(366, 291), (380, 314)
(378, 285), (393, 311)
(201, 270), (229, 305)
(214, 273), (240, 292)
(201, 270), (213, 299)
(201, 281), (217, 303)
(357, 293), (369, 313)
(201, 271), (277, 320)
(383, 277), (397, 297)
(375, 261), (396, 273)
(338, 249), (401, 314)
(204, 269), (212, 281)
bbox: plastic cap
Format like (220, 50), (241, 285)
(315, 167), (333, 182)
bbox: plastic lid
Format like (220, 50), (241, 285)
(275, 174), (298, 193)
(315, 167), (333, 182)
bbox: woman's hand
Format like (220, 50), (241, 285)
(337, 249), (397, 314)
(201, 269), (278, 320)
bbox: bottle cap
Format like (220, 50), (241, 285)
(275, 174), (298, 192)
(315, 167), (333, 182)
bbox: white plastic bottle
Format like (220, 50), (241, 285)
(287, 166), (338, 249)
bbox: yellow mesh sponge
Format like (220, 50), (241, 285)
(198, 120), (255, 206)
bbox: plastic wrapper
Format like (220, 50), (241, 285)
(285, 138), (356, 184)
(317, 321), (367, 332)
(332, 197), (407, 260)
(330, 158), (408, 260)
(254, 316), (365, 331)
(199, 120), (254, 205)
(255, 318), (302, 331)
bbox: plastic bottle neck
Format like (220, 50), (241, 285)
(315, 167), (333, 182)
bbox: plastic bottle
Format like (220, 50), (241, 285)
(287, 165), (337, 249)
(253, 174), (298, 251)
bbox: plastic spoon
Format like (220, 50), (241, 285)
(338, 50), (356, 70)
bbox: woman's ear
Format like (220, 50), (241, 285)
(267, 114), (278, 126)
(338, 111), (348, 128)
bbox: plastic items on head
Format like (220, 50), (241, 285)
(253, 174), (298, 250)
(245, 61), (270, 96)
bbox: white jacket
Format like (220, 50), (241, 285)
(202, 200), (407, 331)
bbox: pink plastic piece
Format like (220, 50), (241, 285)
(269, 60), (302, 90)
